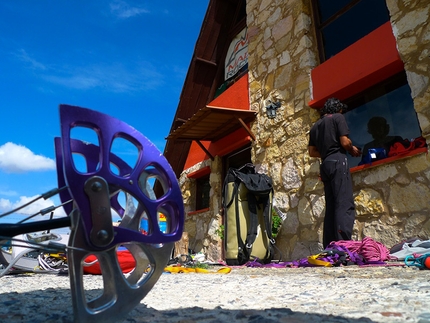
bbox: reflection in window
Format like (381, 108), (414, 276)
(313, 0), (390, 61)
(344, 72), (422, 167)
(196, 175), (210, 210)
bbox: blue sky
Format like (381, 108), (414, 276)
(0, 1), (208, 223)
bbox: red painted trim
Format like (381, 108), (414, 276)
(210, 74), (249, 110)
(215, 134), (251, 157)
(185, 141), (208, 169)
(187, 166), (211, 178)
(350, 147), (428, 173)
(183, 74), (251, 171)
(188, 208), (210, 216)
(184, 128), (252, 169)
(309, 22), (404, 108)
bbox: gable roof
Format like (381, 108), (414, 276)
(163, 0), (246, 178)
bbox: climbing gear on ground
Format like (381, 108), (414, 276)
(164, 265), (231, 274)
(390, 239), (430, 260)
(329, 237), (390, 262)
(405, 253), (430, 270)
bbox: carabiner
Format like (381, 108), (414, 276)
(405, 254), (430, 269)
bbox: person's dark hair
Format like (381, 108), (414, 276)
(321, 98), (347, 115)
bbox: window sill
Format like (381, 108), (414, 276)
(187, 208), (210, 216)
(350, 147), (427, 173)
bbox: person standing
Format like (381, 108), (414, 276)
(308, 98), (361, 248)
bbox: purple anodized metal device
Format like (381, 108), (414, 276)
(55, 104), (184, 322)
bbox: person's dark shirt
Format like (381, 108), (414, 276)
(309, 113), (349, 160)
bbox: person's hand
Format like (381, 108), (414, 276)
(350, 146), (362, 157)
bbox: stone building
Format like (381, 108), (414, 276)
(164, 0), (430, 262)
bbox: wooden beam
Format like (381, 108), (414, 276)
(195, 56), (217, 67)
(195, 140), (215, 160)
(237, 117), (256, 141)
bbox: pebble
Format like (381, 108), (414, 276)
(0, 265), (429, 322)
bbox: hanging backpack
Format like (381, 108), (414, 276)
(222, 163), (274, 265)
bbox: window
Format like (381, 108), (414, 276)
(223, 145), (251, 179)
(313, 0), (390, 61)
(344, 72), (423, 168)
(196, 175), (210, 210)
(311, 0), (424, 169)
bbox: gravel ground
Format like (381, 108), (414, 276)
(1, 265), (430, 323)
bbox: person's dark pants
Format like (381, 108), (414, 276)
(320, 152), (355, 248)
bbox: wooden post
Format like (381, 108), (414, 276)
(174, 232), (189, 261)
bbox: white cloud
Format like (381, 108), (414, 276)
(0, 142), (56, 173)
(109, 0), (149, 19)
(43, 61), (164, 93)
(13, 49), (46, 71)
(0, 195), (67, 219)
(0, 189), (18, 197)
(13, 46), (164, 93)
(0, 198), (12, 211)
(43, 74), (100, 90)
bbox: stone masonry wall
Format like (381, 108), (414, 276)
(246, 0), (430, 260)
(386, 1), (430, 138)
(179, 157), (223, 262)
(178, 0), (430, 262)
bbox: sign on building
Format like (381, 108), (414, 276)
(225, 27), (248, 80)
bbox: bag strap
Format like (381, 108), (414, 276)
(262, 193), (274, 241)
(244, 192), (259, 251)
(231, 179), (248, 263)
(245, 188), (275, 262)
(261, 192), (275, 261)
(222, 170), (246, 263)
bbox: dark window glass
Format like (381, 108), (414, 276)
(315, 0), (390, 60)
(317, 0), (352, 21)
(223, 145), (251, 177)
(344, 72), (422, 168)
(196, 175), (210, 210)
